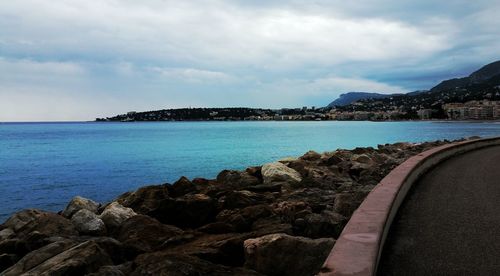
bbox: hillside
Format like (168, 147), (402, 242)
(335, 60), (500, 118)
(327, 92), (394, 107)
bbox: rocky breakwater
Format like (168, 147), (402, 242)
(0, 139), (465, 275)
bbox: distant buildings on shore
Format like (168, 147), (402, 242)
(97, 100), (500, 122)
(443, 100), (500, 120)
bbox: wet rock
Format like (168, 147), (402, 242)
(131, 251), (261, 276)
(168, 176), (197, 197)
(62, 196), (100, 218)
(261, 162), (302, 185)
(116, 184), (170, 214)
(71, 209), (107, 236)
(22, 241), (113, 275)
(244, 233), (335, 276)
(2, 209), (77, 238)
(99, 202), (137, 230)
(117, 215), (182, 252)
(1, 240), (76, 275)
(148, 194), (216, 228)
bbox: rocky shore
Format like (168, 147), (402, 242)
(0, 139), (468, 275)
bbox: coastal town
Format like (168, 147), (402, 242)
(97, 99), (500, 122)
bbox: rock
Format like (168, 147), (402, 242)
(245, 166), (263, 181)
(86, 262), (133, 276)
(131, 251), (261, 276)
(244, 233), (335, 276)
(218, 190), (268, 210)
(71, 209), (106, 236)
(0, 253), (19, 272)
(21, 241), (113, 275)
(62, 196), (100, 218)
(0, 229), (15, 242)
(1, 240), (76, 275)
(352, 154), (373, 164)
(0, 239), (28, 257)
(272, 201), (311, 223)
(261, 162), (302, 185)
(2, 209), (77, 238)
(334, 191), (370, 217)
(217, 205), (274, 232)
(244, 183), (282, 193)
(117, 215), (182, 252)
(85, 237), (134, 265)
(300, 150), (321, 161)
(300, 211), (346, 239)
(147, 194), (216, 228)
(116, 184), (170, 214)
(278, 157), (298, 163)
(168, 176), (197, 197)
(99, 202), (137, 230)
(216, 170), (261, 189)
(197, 222), (235, 234)
(320, 154), (344, 166)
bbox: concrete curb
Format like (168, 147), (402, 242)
(319, 137), (500, 276)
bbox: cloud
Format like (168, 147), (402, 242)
(0, 0), (499, 120)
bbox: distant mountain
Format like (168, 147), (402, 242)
(327, 92), (393, 107)
(431, 60), (500, 92)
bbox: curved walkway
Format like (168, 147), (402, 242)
(378, 145), (500, 275)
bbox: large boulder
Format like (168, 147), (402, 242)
(116, 184), (170, 214)
(168, 176), (197, 197)
(147, 194), (216, 228)
(216, 170), (261, 189)
(261, 162), (302, 185)
(116, 215), (182, 252)
(2, 209), (77, 238)
(1, 240), (76, 275)
(244, 233), (335, 276)
(71, 209), (106, 236)
(62, 196), (100, 218)
(99, 202), (137, 230)
(21, 241), (113, 275)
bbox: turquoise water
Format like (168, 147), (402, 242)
(1, 121), (500, 221)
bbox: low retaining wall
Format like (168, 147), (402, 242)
(319, 137), (500, 276)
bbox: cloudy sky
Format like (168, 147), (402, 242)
(1, 0), (499, 121)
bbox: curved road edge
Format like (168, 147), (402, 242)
(319, 136), (500, 276)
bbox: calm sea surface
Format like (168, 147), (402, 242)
(1, 121), (500, 221)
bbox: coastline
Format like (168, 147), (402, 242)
(0, 138), (469, 275)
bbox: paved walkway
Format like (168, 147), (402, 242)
(378, 145), (500, 275)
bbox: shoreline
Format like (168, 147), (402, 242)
(0, 138), (470, 275)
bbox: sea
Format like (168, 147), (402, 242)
(1, 121), (500, 222)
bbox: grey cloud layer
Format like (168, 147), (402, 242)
(0, 0), (499, 120)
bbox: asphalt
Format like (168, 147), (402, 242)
(378, 145), (500, 275)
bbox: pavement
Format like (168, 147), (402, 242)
(378, 145), (500, 275)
